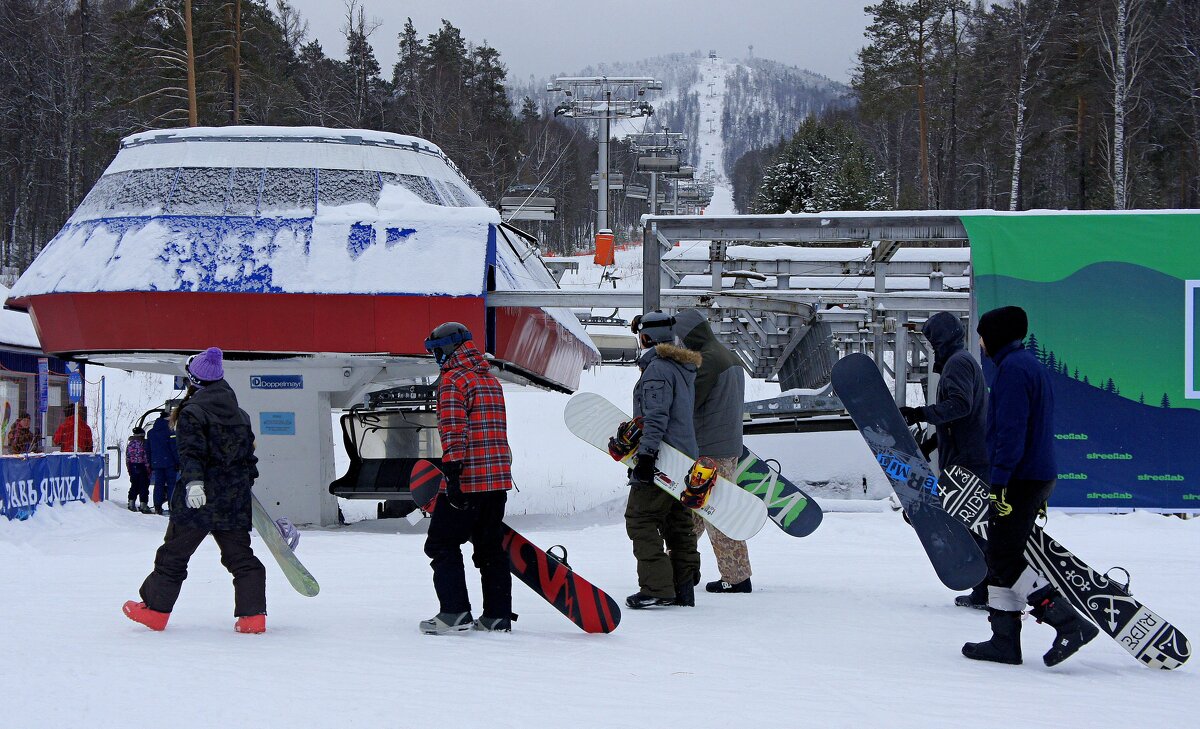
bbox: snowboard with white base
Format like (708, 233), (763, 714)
(564, 392), (768, 541)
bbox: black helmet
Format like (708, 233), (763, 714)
(424, 322), (472, 365)
(634, 310), (676, 345)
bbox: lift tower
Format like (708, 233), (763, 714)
(549, 76), (661, 243)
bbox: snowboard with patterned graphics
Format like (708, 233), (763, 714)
(409, 460), (621, 634)
(250, 492), (319, 597)
(941, 465), (1191, 670)
(733, 446), (823, 537)
(564, 392), (769, 542)
(831, 353), (987, 591)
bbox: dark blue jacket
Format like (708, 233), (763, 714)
(147, 417), (179, 470)
(920, 313), (989, 476)
(986, 341), (1057, 487)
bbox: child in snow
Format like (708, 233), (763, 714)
(420, 322), (514, 634)
(126, 426), (152, 513)
(123, 347), (268, 634)
(623, 311), (703, 609)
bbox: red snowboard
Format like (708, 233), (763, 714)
(409, 460), (620, 634)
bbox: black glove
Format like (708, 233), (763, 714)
(630, 453), (657, 486)
(899, 406), (923, 426)
(441, 461), (467, 510)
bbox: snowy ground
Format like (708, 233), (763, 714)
(2, 500), (1196, 728)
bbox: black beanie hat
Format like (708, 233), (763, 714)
(977, 306), (1028, 356)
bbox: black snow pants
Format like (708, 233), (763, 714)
(140, 522), (267, 616)
(424, 490), (511, 619)
(986, 478), (1055, 588)
(128, 465), (151, 504)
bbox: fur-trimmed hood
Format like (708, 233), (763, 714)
(653, 343), (702, 368)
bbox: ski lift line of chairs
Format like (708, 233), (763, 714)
(501, 182), (556, 221)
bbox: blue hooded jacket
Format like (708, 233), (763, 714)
(919, 312), (988, 475)
(985, 341), (1057, 487)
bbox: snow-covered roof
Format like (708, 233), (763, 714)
(0, 284), (40, 349)
(10, 183), (499, 299)
(123, 126), (443, 154)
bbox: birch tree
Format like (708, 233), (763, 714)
(1002, 0), (1059, 211)
(1099, 0), (1154, 208)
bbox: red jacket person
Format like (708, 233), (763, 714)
(420, 322), (514, 634)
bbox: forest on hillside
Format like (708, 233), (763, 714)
(0, 0), (628, 265)
(738, 0), (1200, 214)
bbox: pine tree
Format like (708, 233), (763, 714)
(1138, 392), (1144, 404)
(1073, 367), (1079, 379)
(1027, 332), (1041, 361)
(1161, 392), (1171, 408)
(1105, 377), (1115, 393)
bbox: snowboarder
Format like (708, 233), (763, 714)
(667, 309), (753, 594)
(420, 322), (514, 634)
(147, 410), (180, 515)
(126, 426), (153, 513)
(123, 347), (268, 634)
(962, 306), (1097, 666)
(623, 311), (703, 609)
(900, 311), (990, 609)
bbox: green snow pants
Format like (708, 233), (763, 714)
(625, 483), (701, 597)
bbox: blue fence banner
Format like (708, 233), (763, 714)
(1, 454), (106, 521)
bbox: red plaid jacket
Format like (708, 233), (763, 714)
(436, 340), (512, 492)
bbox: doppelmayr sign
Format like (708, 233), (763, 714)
(250, 375), (304, 390)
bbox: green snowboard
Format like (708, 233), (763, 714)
(251, 493), (319, 597)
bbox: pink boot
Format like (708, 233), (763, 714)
(235, 614), (266, 634)
(123, 601), (169, 631)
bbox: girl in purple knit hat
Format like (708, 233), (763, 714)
(123, 347), (269, 634)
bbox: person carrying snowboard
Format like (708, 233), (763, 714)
(962, 306), (1097, 667)
(623, 311), (703, 609)
(665, 309), (753, 594)
(123, 347), (268, 634)
(420, 322), (514, 634)
(900, 311), (990, 609)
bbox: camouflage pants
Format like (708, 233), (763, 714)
(691, 456), (752, 583)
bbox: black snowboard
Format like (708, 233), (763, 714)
(408, 460), (621, 634)
(831, 353), (987, 591)
(941, 464), (1191, 670)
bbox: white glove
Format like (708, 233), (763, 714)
(186, 481), (206, 509)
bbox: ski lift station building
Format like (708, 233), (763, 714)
(6, 127), (599, 526)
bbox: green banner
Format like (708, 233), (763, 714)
(965, 212), (1200, 510)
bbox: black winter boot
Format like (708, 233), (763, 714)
(672, 580), (695, 607)
(1028, 586), (1099, 667)
(954, 582), (988, 610)
(962, 609), (1023, 665)
(127, 500), (137, 512)
(706, 578), (752, 593)
(626, 591), (676, 609)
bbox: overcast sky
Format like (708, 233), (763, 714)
(286, 0), (872, 85)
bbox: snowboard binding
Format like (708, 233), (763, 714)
(608, 417), (644, 461)
(681, 457), (719, 510)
